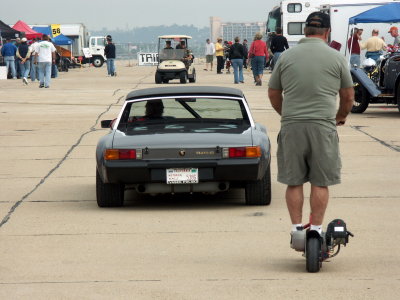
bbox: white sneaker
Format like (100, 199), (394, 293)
(22, 77), (28, 85)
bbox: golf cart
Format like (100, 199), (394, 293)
(155, 35), (196, 84)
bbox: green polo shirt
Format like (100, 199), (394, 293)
(268, 38), (353, 129)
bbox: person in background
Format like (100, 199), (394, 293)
(388, 26), (399, 47)
(224, 41), (231, 74)
(1, 38), (17, 79)
(242, 39), (249, 69)
(268, 12), (354, 245)
(14, 37), (21, 78)
(164, 41), (173, 49)
(248, 32), (268, 86)
(229, 36), (246, 84)
(16, 37), (31, 85)
(215, 38), (224, 74)
(34, 34), (56, 88)
(347, 28), (363, 67)
(362, 29), (386, 62)
(29, 37), (41, 82)
(104, 38), (116, 77)
(49, 38), (58, 79)
(270, 27), (289, 71)
(204, 39), (215, 71)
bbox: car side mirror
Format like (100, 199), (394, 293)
(101, 120), (113, 128)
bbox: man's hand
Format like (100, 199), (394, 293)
(336, 87), (355, 126)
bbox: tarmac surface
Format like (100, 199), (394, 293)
(0, 61), (399, 299)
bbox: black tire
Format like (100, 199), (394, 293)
(306, 237), (321, 273)
(396, 83), (400, 113)
(155, 72), (162, 84)
(162, 79), (169, 83)
(96, 169), (124, 207)
(188, 70), (196, 83)
(351, 76), (369, 113)
(245, 164), (272, 205)
(180, 71), (187, 84)
(92, 56), (104, 68)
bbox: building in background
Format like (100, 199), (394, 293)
(210, 17), (266, 42)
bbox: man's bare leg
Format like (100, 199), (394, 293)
(210, 61), (213, 71)
(286, 185), (304, 224)
(310, 185), (329, 225)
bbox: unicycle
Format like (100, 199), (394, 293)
(291, 217), (354, 273)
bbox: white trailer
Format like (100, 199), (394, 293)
(267, 0), (400, 55)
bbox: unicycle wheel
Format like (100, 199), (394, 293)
(306, 236), (321, 273)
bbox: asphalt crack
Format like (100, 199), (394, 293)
(351, 126), (400, 152)
(0, 73), (152, 228)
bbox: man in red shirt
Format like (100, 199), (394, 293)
(347, 28), (363, 67)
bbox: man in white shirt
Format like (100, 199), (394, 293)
(29, 37), (41, 82)
(34, 34), (56, 88)
(204, 39), (215, 71)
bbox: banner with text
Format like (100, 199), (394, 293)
(51, 24), (61, 38)
(137, 52), (159, 66)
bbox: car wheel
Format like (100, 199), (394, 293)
(162, 79), (169, 83)
(245, 164), (271, 205)
(396, 83), (400, 113)
(96, 169), (124, 207)
(188, 70), (196, 83)
(155, 72), (162, 84)
(92, 57), (104, 68)
(351, 76), (369, 113)
(180, 71), (187, 84)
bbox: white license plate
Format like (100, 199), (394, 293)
(166, 168), (199, 184)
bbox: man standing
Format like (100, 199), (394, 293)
(29, 37), (41, 82)
(1, 38), (17, 79)
(388, 26), (399, 47)
(242, 39), (249, 69)
(34, 34), (56, 88)
(347, 28), (363, 66)
(104, 38), (116, 77)
(16, 37), (31, 85)
(270, 27), (289, 71)
(215, 38), (224, 74)
(362, 29), (386, 61)
(268, 12), (354, 242)
(204, 39), (215, 71)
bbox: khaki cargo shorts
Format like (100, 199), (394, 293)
(206, 55), (214, 63)
(277, 122), (341, 186)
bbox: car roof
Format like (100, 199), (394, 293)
(158, 35), (192, 39)
(126, 86), (244, 101)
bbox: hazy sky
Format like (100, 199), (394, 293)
(2, 0), (281, 30)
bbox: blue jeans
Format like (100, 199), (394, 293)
(231, 58), (244, 83)
(4, 56), (16, 78)
(251, 56), (265, 77)
(106, 58), (115, 75)
(19, 60), (31, 78)
(366, 51), (381, 62)
(271, 52), (282, 70)
(350, 54), (360, 67)
(52, 63), (58, 78)
(38, 62), (52, 87)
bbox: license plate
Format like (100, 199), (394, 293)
(166, 168), (198, 184)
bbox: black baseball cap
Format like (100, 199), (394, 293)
(305, 12), (330, 28)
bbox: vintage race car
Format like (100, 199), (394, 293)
(96, 86), (271, 207)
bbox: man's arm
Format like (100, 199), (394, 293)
(268, 88), (284, 115)
(336, 87), (354, 126)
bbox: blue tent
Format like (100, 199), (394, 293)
(349, 3), (400, 24)
(32, 26), (51, 36)
(52, 34), (73, 45)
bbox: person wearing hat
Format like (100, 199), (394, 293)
(388, 26), (399, 47)
(16, 37), (31, 85)
(268, 12), (354, 245)
(29, 37), (41, 82)
(361, 29), (386, 62)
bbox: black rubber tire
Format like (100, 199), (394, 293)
(188, 70), (196, 83)
(180, 71), (187, 84)
(92, 57), (104, 68)
(351, 76), (369, 113)
(162, 79), (169, 83)
(245, 164), (272, 205)
(306, 237), (321, 273)
(155, 72), (162, 84)
(96, 169), (124, 207)
(396, 83), (400, 113)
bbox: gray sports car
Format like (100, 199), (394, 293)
(96, 86), (271, 207)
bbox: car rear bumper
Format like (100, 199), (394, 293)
(99, 158), (267, 184)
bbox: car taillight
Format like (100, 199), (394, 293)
(104, 149), (141, 160)
(223, 146), (261, 158)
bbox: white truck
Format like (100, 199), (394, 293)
(60, 24), (107, 67)
(267, 0), (400, 56)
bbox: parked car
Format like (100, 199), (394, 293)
(96, 86), (271, 207)
(351, 52), (400, 113)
